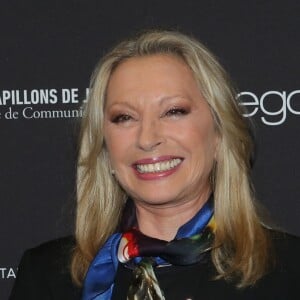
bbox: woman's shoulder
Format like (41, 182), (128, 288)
(20, 236), (76, 272)
(25, 235), (76, 259)
(19, 235), (77, 281)
(268, 229), (300, 271)
(9, 236), (81, 300)
(269, 229), (300, 248)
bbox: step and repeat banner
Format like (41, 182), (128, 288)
(1, 1), (299, 298)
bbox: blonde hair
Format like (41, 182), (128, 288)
(71, 29), (272, 288)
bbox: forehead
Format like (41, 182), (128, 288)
(106, 54), (199, 98)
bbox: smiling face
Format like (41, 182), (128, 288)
(104, 54), (219, 210)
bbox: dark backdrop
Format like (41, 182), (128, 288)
(1, 1), (299, 298)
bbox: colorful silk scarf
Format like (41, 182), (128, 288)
(82, 196), (215, 300)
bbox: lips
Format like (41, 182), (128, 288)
(133, 157), (183, 174)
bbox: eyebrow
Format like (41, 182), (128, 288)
(158, 95), (192, 104)
(106, 94), (192, 110)
(105, 101), (136, 111)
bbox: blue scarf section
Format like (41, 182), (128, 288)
(82, 197), (214, 300)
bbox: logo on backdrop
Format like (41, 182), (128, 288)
(1, 88), (299, 125)
(0, 267), (17, 280)
(0, 88), (89, 120)
(238, 90), (300, 126)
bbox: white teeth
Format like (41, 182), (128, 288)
(136, 158), (182, 173)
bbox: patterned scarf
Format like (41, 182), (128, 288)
(82, 196), (215, 300)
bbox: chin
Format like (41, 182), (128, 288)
(134, 194), (182, 207)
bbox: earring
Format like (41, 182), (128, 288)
(111, 169), (116, 175)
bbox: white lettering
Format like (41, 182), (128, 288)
(237, 92), (259, 117)
(260, 91), (286, 126)
(0, 89), (59, 105)
(0, 268), (6, 279)
(239, 90), (298, 126)
(22, 106), (83, 119)
(62, 88), (79, 103)
(2, 91), (11, 105)
(7, 268), (16, 278)
(287, 90), (300, 115)
(0, 267), (18, 279)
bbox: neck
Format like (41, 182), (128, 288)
(135, 189), (212, 241)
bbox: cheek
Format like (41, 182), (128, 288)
(185, 127), (218, 167)
(104, 129), (134, 166)
(104, 127), (120, 162)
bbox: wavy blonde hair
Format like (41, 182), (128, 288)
(71, 29), (272, 288)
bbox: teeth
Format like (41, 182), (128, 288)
(136, 158), (182, 173)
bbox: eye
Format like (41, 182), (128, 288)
(111, 114), (133, 123)
(164, 107), (189, 117)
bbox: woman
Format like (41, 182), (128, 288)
(10, 29), (300, 300)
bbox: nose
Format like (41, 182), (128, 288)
(136, 119), (165, 151)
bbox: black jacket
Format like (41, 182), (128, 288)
(9, 237), (81, 300)
(9, 231), (300, 300)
